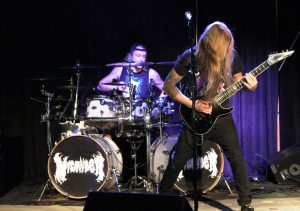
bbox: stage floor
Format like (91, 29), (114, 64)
(1, 180), (300, 211)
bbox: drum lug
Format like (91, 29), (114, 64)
(162, 150), (169, 155)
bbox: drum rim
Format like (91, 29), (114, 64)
(174, 141), (224, 194)
(47, 135), (111, 199)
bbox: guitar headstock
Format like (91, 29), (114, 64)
(267, 50), (294, 64)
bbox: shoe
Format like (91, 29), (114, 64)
(241, 204), (254, 211)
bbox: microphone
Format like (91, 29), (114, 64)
(185, 11), (192, 21)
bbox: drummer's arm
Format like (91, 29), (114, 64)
(97, 67), (122, 91)
(149, 69), (167, 97)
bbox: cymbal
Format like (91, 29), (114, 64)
(102, 82), (163, 86)
(22, 77), (65, 81)
(56, 85), (87, 90)
(106, 61), (154, 67)
(153, 61), (176, 65)
(102, 82), (128, 86)
(60, 64), (103, 70)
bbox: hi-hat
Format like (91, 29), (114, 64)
(106, 61), (154, 67)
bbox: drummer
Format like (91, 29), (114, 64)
(97, 43), (166, 99)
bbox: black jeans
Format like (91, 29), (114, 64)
(159, 114), (252, 206)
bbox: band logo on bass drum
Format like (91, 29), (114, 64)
(53, 152), (106, 185)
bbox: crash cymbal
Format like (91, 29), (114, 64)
(60, 64), (103, 70)
(106, 61), (154, 67)
(56, 85), (87, 90)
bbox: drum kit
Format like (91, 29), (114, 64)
(34, 60), (228, 200)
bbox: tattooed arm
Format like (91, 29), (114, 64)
(163, 68), (212, 114)
(163, 68), (192, 108)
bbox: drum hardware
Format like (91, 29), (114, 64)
(125, 139), (147, 191)
(40, 85), (54, 153)
(38, 85), (55, 202)
(73, 66), (81, 121)
(57, 77), (75, 122)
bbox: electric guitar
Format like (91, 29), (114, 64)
(179, 50), (294, 135)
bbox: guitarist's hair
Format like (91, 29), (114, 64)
(195, 21), (234, 101)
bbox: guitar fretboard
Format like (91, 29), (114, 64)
(214, 60), (271, 105)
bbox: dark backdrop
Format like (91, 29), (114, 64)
(1, 0), (299, 184)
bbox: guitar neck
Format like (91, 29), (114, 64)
(214, 60), (271, 105)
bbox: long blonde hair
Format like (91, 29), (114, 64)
(195, 21), (234, 101)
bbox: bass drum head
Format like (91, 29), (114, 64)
(175, 140), (224, 194)
(48, 135), (114, 199)
(150, 133), (178, 183)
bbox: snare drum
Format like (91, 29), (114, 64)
(150, 134), (224, 194)
(48, 134), (123, 199)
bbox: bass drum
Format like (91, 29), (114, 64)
(48, 134), (123, 199)
(150, 134), (224, 194)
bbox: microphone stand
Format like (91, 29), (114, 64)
(186, 13), (199, 211)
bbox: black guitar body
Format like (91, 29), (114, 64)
(179, 104), (233, 135)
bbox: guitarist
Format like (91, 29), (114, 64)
(159, 21), (257, 211)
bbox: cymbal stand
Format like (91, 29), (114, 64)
(38, 85), (54, 202)
(58, 77), (74, 121)
(127, 65), (135, 122)
(126, 139), (147, 191)
(73, 65), (81, 121)
(144, 109), (154, 192)
(40, 85), (54, 153)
